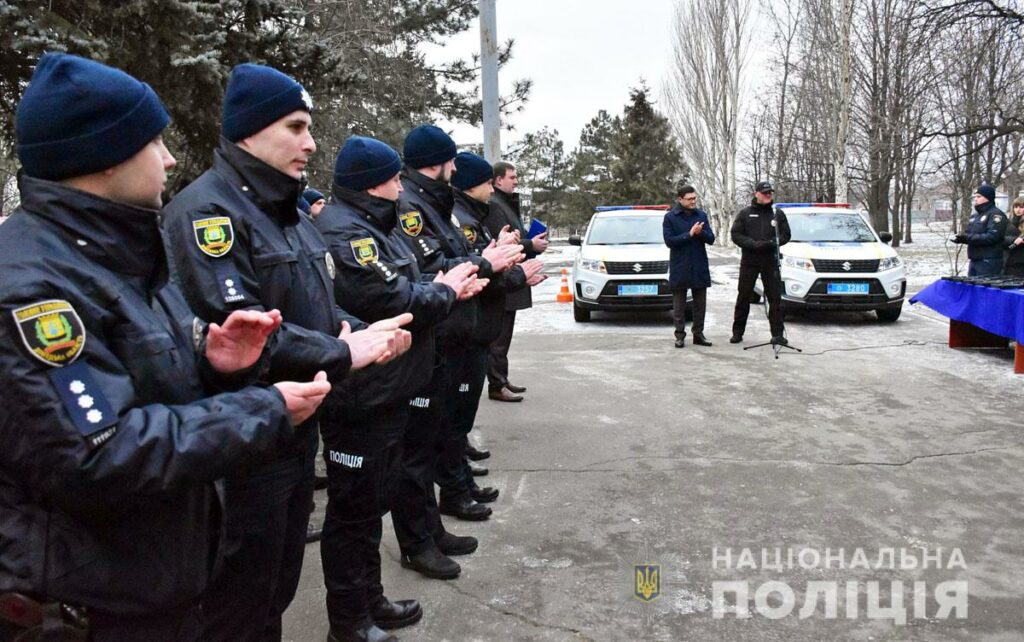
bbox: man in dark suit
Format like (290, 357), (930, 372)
(486, 161), (548, 402)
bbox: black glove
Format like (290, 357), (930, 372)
(953, 234), (968, 244)
(755, 240), (772, 250)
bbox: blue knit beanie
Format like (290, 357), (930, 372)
(334, 136), (402, 192)
(297, 196), (311, 215)
(403, 125), (457, 169)
(303, 188), (325, 206)
(976, 183), (996, 202)
(452, 152), (493, 191)
(222, 64), (312, 142)
(15, 53), (170, 181)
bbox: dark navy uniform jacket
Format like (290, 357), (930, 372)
(162, 140), (352, 385)
(398, 168), (488, 352)
(452, 190), (526, 346)
(314, 186), (455, 408)
(966, 201), (1009, 261)
(162, 141), (354, 458)
(0, 177), (291, 614)
(663, 203), (715, 290)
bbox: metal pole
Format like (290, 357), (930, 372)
(479, 0), (501, 162)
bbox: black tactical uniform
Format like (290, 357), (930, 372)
(393, 168), (495, 541)
(162, 140), (352, 642)
(0, 177), (293, 640)
(963, 200), (1008, 276)
(313, 185), (455, 631)
(730, 199), (792, 340)
(447, 190), (527, 502)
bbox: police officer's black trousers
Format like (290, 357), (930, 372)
(733, 262), (784, 338)
(89, 604), (203, 641)
(391, 358), (448, 556)
(201, 439), (315, 642)
(968, 256), (1002, 276)
(437, 345), (488, 504)
(320, 401), (408, 629)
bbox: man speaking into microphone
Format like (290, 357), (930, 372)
(729, 181), (791, 345)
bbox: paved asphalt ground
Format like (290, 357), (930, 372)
(285, 248), (1023, 641)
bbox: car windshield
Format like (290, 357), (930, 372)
(787, 212), (877, 242)
(586, 215), (664, 245)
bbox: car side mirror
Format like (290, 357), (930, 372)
(569, 235), (582, 246)
(878, 232), (893, 244)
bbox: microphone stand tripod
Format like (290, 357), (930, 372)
(745, 205), (801, 358)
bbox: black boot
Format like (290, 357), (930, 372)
(439, 496), (492, 521)
(371, 596), (423, 630)
(436, 531), (478, 556)
(401, 547), (461, 579)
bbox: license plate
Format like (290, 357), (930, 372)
(618, 284), (658, 296)
(827, 282), (869, 294)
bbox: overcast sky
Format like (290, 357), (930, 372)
(427, 0), (681, 151)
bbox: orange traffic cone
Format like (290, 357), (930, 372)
(556, 267), (573, 303)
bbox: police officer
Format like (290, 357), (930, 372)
(0, 54), (331, 641)
(304, 187), (327, 218)
(314, 136), (484, 642)
(730, 180), (792, 345)
(161, 64), (410, 642)
(389, 127), (522, 569)
(447, 152), (543, 518)
(954, 183), (1008, 276)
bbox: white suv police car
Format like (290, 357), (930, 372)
(763, 203), (906, 322)
(569, 206), (689, 322)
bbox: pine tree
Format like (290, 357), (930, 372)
(610, 85), (684, 204)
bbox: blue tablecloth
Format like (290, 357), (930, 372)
(910, 279), (1024, 343)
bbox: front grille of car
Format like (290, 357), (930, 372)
(811, 259), (880, 273)
(604, 260), (670, 275)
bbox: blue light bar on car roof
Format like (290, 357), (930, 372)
(594, 205), (671, 211)
(776, 203), (851, 208)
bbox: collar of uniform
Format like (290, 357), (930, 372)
(749, 199), (774, 212)
(453, 188), (490, 221)
(215, 138), (302, 225)
(401, 166), (454, 214)
(18, 174), (168, 281)
(974, 200), (996, 215)
(330, 184), (398, 233)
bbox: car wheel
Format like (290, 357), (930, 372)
(573, 304), (591, 322)
(876, 305), (902, 322)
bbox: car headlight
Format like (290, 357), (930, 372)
(878, 256), (903, 271)
(579, 258), (606, 273)
(782, 255), (814, 270)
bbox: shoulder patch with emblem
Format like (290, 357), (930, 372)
(193, 216), (234, 257)
(462, 225), (477, 244)
(48, 361), (118, 448)
(13, 300), (86, 367)
(351, 238), (379, 266)
(400, 211), (424, 237)
(994, 215), (1003, 223)
(981, 215), (988, 223)
(325, 252), (336, 279)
